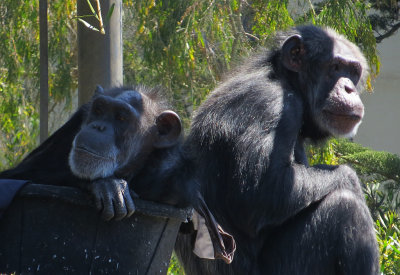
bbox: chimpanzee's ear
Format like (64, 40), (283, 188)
(154, 110), (182, 148)
(282, 34), (305, 72)
(94, 85), (105, 96)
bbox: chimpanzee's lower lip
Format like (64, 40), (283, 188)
(322, 110), (362, 122)
(75, 146), (112, 160)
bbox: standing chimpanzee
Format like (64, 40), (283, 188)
(175, 25), (379, 274)
(0, 85), (235, 263)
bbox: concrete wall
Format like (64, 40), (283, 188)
(354, 32), (400, 155)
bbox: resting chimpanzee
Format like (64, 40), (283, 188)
(1, 86), (182, 219)
(0, 85), (235, 263)
(175, 25), (379, 274)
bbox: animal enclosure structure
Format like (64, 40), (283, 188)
(0, 184), (191, 274)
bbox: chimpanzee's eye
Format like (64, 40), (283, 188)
(94, 107), (102, 115)
(116, 113), (126, 121)
(351, 63), (362, 78)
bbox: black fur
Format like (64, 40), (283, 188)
(175, 25), (379, 275)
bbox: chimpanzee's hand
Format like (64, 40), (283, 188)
(89, 177), (138, 221)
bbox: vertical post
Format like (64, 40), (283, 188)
(39, 0), (48, 143)
(77, 0), (123, 106)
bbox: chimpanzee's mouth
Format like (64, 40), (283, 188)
(322, 110), (362, 122)
(75, 146), (112, 160)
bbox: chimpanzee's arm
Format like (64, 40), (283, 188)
(294, 137), (308, 166)
(260, 161), (363, 228)
(0, 105), (89, 187)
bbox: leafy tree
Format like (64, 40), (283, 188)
(0, 0), (77, 169)
(302, 0), (400, 44)
(366, 0), (400, 43)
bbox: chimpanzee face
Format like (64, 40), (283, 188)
(69, 89), (144, 180)
(282, 28), (367, 138)
(68, 86), (182, 180)
(314, 37), (365, 138)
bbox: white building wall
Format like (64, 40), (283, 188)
(355, 32), (400, 155)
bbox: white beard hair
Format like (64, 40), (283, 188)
(68, 139), (119, 180)
(335, 119), (362, 139)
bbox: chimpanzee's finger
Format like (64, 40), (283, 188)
(113, 192), (128, 221)
(92, 191), (103, 211)
(124, 191), (136, 218)
(101, 195), (115, 221)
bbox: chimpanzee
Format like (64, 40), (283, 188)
(0, 85), (235, 263)
(175, 25), (379, 274)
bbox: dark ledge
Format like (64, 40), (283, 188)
(19, 183), (193, 222)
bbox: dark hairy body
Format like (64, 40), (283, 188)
(175, 25), (379, 274)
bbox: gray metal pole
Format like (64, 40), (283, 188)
(39, 0), (48, 143)
(77, 0), (123, 106)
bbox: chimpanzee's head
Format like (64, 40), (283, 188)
(280, 25), (367, 140)
(68, 86), (182, 180)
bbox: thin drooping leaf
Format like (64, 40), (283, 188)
(105, 3), (115, 24)
(86, 0), (99, 20)
(78, 18), (100, 33)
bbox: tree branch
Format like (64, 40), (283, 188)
(375, 22), (400, 43)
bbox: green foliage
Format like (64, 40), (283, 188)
(167, 253), (185, 275)
(0, 0), (77, 168)
(336, 139), (400, 182)
(0, 69), (39, 169)
(307, 139), (339, 166)
(376, 211), (400, 274)
(0, 0), (40, 169)
(326, 138), (400, 274)
(335, 139), (400, 220)
(252, 0), (294, 41)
